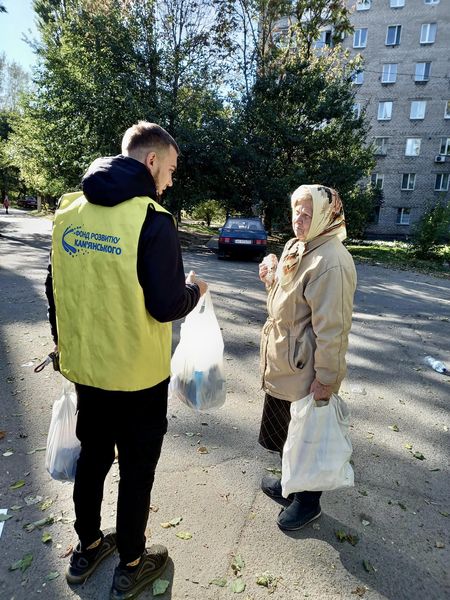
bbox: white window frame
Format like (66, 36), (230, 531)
(439, 138), (450, 156)
(353, 103), (362, 119)
(424, 0), (439, 4)
(374, 137), (389, 155)
(415, 62), (431, 82)
(445, 101), (450, 119)
(353, 28), (368, 48)
(356, 0), (371, 10)
(371, 173), (384, 190)
(386, 25), (402, 46)
(401, 174), (416, 191)
(378, 101), (393, 121)
(405, 138), (421, 156)
(435, 174), (449, 191)
(381, 63), (398, 83)
(410, 100), (426, 120)
(420, 23), (437, 43)
(352, 70), (364, 85)
(390, 0), (405, 7)
(397, 208), (411, 225)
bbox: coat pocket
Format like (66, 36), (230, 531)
(288, 336), (305, 372)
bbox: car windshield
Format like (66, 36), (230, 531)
(224, 219), (265, 231)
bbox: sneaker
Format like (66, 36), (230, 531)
(110, 545), (169, 600)
(261, 476), (293, 507)
(276, 496), (321, 531)
(66, 529), (117, 584)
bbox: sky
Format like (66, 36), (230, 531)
(0, 0), (38, 72)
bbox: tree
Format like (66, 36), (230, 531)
(190, 199), (226, 226)
(410, 198), (450, 259)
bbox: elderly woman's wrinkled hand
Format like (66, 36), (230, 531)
(259, 254), (278, 285)
(310, 378), (333, 401)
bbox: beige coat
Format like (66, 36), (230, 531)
(260, 235), (357, 402)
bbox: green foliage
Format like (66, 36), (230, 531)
(410, 198), (450, 259)
(190, 200), (226, 226)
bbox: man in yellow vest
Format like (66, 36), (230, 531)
(45, 122), (207, 599)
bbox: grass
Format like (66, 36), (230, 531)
(346, 241), (450, 278)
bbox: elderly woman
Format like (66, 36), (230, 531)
(258, 184), (356, 531)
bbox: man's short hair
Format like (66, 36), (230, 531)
(121, 121), (179, 160)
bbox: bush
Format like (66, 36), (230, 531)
(190, 200), (226, 227)
(410, 199), (450, 259)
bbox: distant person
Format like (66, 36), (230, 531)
(45, 122), (207, 599)
(258, 184), (356, 531)
(3, 195), (10, 214)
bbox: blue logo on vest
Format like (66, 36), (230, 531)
(62, 224), (123, 257)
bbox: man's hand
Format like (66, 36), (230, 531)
(186, 270), (208, 297)
(310, 378), (333, 402)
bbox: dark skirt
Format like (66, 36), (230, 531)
(258, 393), (292, 454)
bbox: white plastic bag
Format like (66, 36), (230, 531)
(169, 290), (226, 410)
(45, 379), (81, 482)
(281, 393), (354, 496)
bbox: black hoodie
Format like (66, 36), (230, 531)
(45, 155), (200, 344)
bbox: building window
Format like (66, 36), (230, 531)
(313, 29), (332, 49)
(420, 23), (437, 43)
(371, 173), (384, 190)
(435, 174), (450, 191)
(401, 174), (416, 190)
(410, 100), (426, 120)
(381, 63), (398, 83)
(386, 25), (402, 45)
(445, 101), (450, 119)
(415, 62), (431, 82)
(374, 137), (389, 155)
(439, 138), (450, 156)
(353, 28), (368, 48)
(397, 208), (411, 225)
(424, 0), (439, 4)
(352, 70), (364, 85)
(353, 103), (362, 119)
(405, 138), (421, 156)
(369, 206), (381, 224)
(378, 101), (393, 120)
(390, 0), (405, 7)
(356, 0), (371, 10)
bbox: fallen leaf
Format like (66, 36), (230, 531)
(25, 447), (46, 455)
(361, 519), (370, 527)
(40, 499), (53, 511)
(398, 502), (407, 511)
(429, 468), (440, 472)
(210, 577), (227, 587)
(256, 572), (277, 590)
(10, 480), (25, 490)
(197, 446), (209, 454)
(59, 545), (73, 558)
(0, 514), (12, 522)
(24, 515), (54, 532)
(335, 530), (347, 542)
(3, 450), (14, 457)
(358, 490), (368, 496)
(185, 432), (195, 437)
(413, 452), (425, 460)
(10, 505), (22, 511)
(160, 522), (172, 529)
(362, 559), (374, 573)
(42, 532), (52, 544)
(335, 530), (358, 545)
(175, 531), (192, 540)
(265, 467), (282, 476)
(153, 578), (170, 595)
(230, 579), (246, 593)
(0, 431), (6, 439)
(150, 504), (159, 513)
(405, 443), (413, 450)
(439, 511), (449, 517)
(231, 554), (245, 574)
(25, 495), (43, 506)
(9, 553), (33, 573)
(45, 571), (60, 581)
(388, 425), (399, 432)
(351, 586), (367, 597)
(435, 541), (445, 549)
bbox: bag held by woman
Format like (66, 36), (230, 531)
(281, 393), (354, 496)
(45, 379), (80, 482)
(169, 290), (226, 410)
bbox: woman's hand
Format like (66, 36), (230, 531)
(310, 378), (333, 401)
(259, 254), (278, 284)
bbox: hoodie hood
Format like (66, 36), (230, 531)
(82, 155), (157, 207)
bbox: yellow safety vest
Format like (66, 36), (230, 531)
(52, 192), (172, 391)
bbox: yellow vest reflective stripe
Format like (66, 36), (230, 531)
(52, 192), (172, 391)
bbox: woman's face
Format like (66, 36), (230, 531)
(292, 195), (313, 241)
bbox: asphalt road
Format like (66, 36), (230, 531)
(0, 209), (449, 600)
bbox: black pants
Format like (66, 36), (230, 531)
(73, 378), (168, 564)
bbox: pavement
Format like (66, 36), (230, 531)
(0, 208), (449, 600)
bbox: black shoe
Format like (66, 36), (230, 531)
(277, 496), (321, 531)
(110, 545), (169, 600)
(66, 529), (117, 584)
(261, 476), (293, 507)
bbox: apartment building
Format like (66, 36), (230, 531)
(342, 0), (450, 238)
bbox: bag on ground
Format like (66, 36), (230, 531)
(45, 379), (80, 482)
(169, 290), (226, 410)
(281, 393), (354, 496)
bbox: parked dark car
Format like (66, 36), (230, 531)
(218, 217), (268, 260)
(17, 196), (38, 209)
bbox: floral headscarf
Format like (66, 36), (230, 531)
(278, 184), (347, 286)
